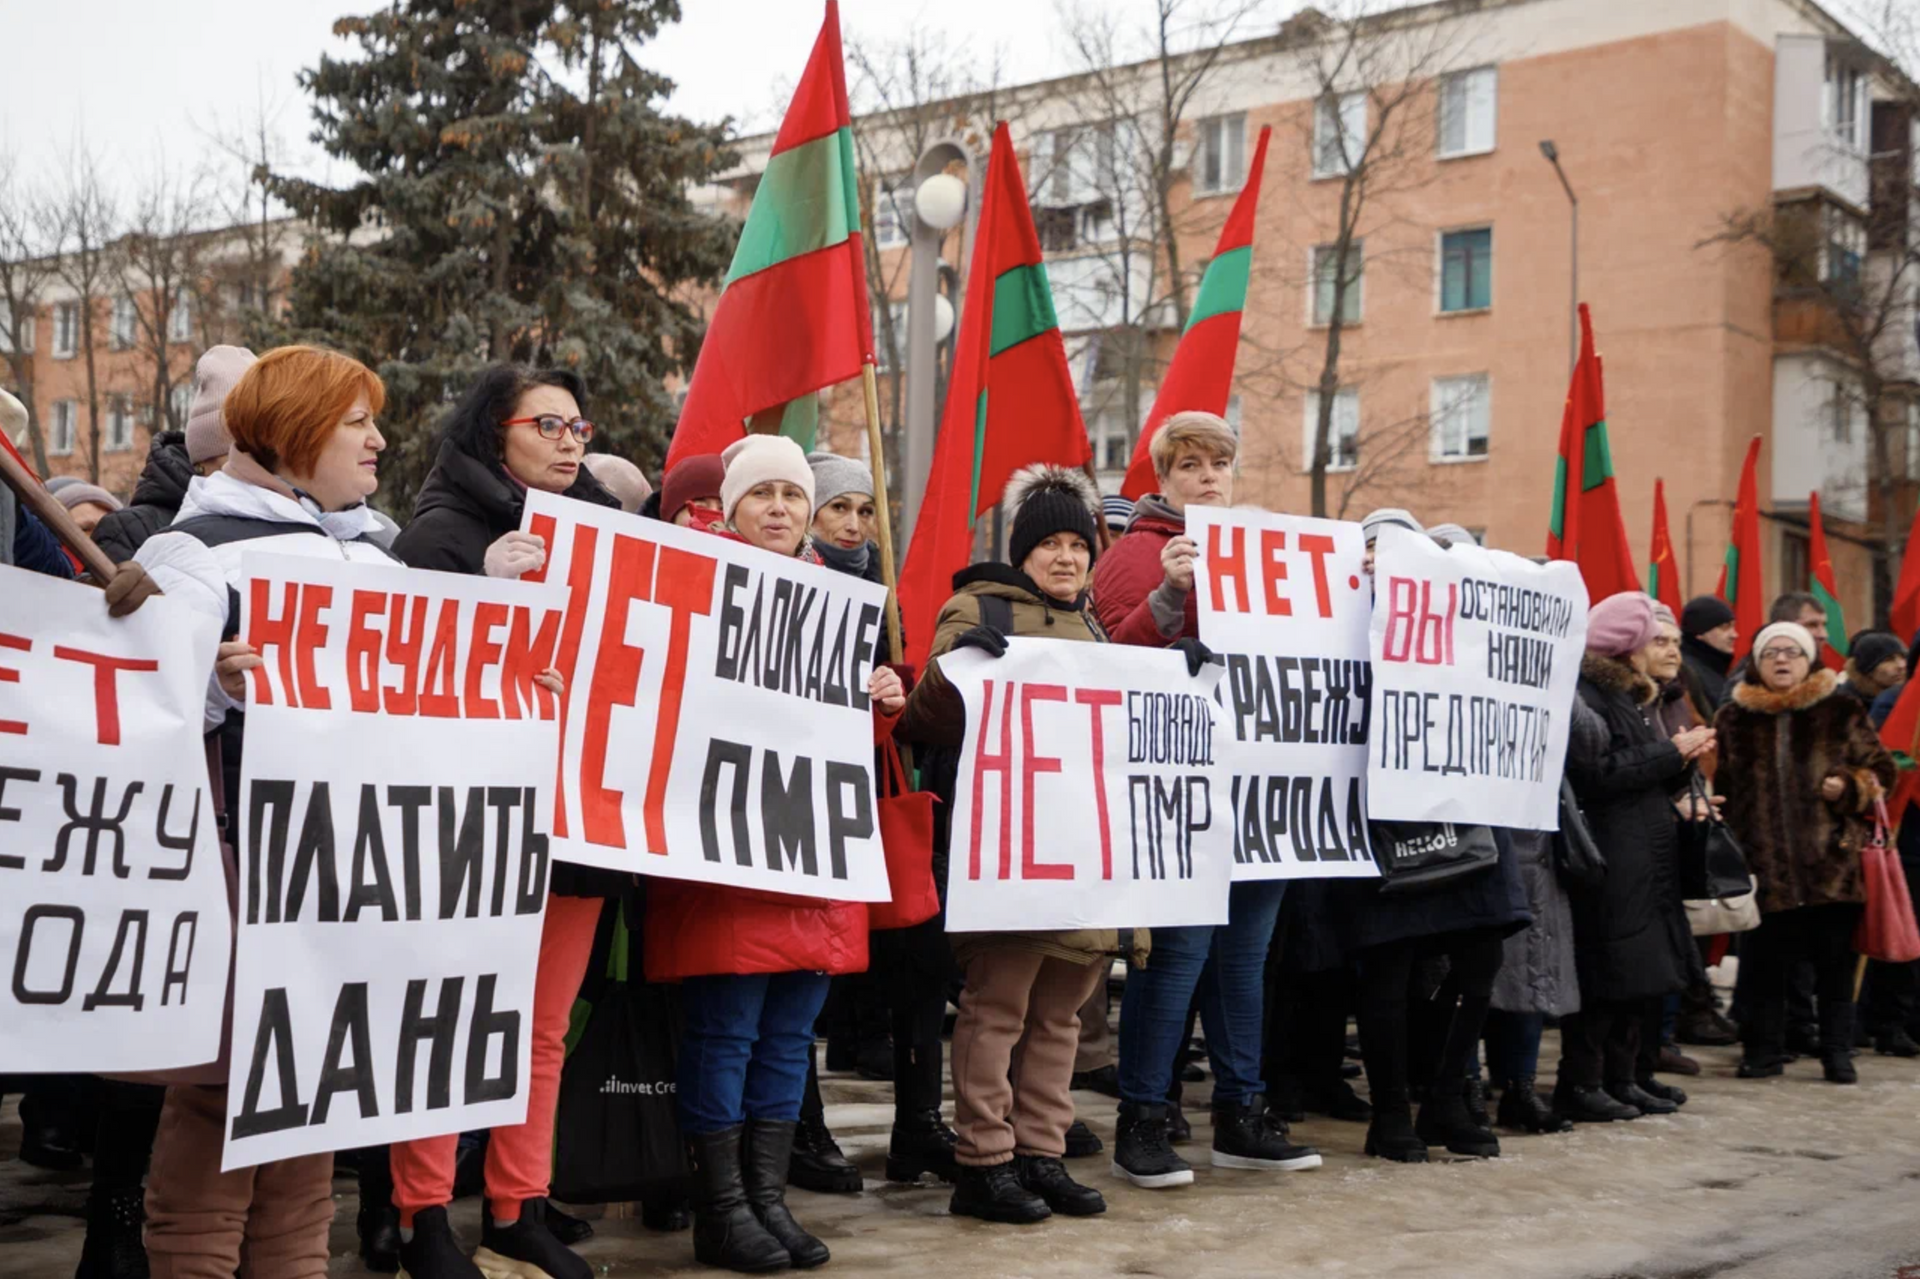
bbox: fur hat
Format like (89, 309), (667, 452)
(807, 450), (873, 508)
(1752, 621), (1817, 664)
(720, 434), (814, 522)
(660, 454), (726, 523)
(185, 345), (256, 464)
(1004, 464), (1101, 569)
(1586, 591), (1660, 657)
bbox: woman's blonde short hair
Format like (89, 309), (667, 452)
(1150, 410), (1237, 479)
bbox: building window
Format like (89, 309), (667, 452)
(53, 301), (79, 358)
(1439, 228), (1493, 313)
(1313, 92), (1366, 178)
(50, 399), (76, 455)
(1780, 528), (1810, 596)
(1034, 124), (1117, 251)
(105, 395), (134, 452)
(0, 309), (30, 354)
(1304, 388), (1359, 471)
(111, 296), (137, 350)
(170, 380), (193, 428)
(1431, 374), (1492, 460)
(1311, 241), (1363, 325)
(1826, 54), (1865, 150)
(1824, 205), (1865, 293)
(872, 180), (912, 250)
(1437, 67), (1497, 158)
(167, 287), (192, 343)
(1195, 113), (1246, 195)
(873, 299), (909, 371)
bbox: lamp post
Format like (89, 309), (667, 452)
(1539, 140), (1578, 377)
(902, 141), (976, 541)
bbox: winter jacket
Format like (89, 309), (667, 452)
(1713, 668), (1897, 915)
(895, 561), (1148, 970)
(1680, 635), (1733, 719)
(1871, 683), (1903, 730)
(1089, 495), (1193, 646)
(1654, 676), (1716, 782)
(10, 504), (74, 579)
(92, 431), (194, 564)
(391, 435), (621, 575)
(642, 525), (877, 982)
(1490, 828), (1579, 1017)
(1329, 828), (1531, 956)
(1565, 653), (1694, 1002)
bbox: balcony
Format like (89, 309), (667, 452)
(1774, 35), (1871, 212)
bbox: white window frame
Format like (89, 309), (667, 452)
(1437, 67), (1498, 159)
(50, 399), (76, 455)
(1303, 387), (1359, 472)
(0, 307), (30, 355)
(1435, 225), (1494, 315)
(53, 301), (79, 359)
(167, 286), (192, 343)
(105, 394), (134, 452)
(1430, 373), (1492, 462)
(1825, 53), (1866, 151)
(872, 179), (912, 251)
(110, 295), (137, 351)
(1195, 113), (1247, 196)
(1313, 92), (1366, 179)
(1310, 241), (1364, 326)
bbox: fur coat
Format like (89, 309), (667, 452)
(1712, 669), (1897, 915)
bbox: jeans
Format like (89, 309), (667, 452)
(677, 971), (832, 1135)
(1483, 1010), (1544, 1085)
(1119, 879), (1285, 1106)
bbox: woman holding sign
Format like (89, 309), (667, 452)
(645, 434), (905, 1273)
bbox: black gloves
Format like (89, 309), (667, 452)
(1170, 637), (1218, 678)
(950, 624), (1009, 658)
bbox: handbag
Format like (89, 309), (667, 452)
(1855, 799), (1920, 963)
(867, 743), (941, 931)
(1551, 777), (1607, 888)
(1676, 774), (1754, 902)
(1370, 821), (1499, 896)
(1685, 875), (1761, 936)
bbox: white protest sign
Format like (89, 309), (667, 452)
(1189, 506), (1378, 880)
(941, 638), (1233, 932)
(1365, 526), (1589, 830)
(520, 490), (893, 901)
(0, 566), (229, 1072)
(222, 553), (567, 1170)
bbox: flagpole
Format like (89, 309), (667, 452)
(0, 435), (119, 581)
(860, 361), (906, 662)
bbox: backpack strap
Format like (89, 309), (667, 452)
(978, 594), (1013, 637)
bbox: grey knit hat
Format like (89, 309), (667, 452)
(1428, 522), (1477, 548)
(56, 482), (122, 514)
(1102, 494), (1136, 532)
(806, 450), (873, 508)
(1361, 507), (1424, 544)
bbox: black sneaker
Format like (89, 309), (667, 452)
(1736, 1057), (1786, 1079)
(949, 1163), (1050, 1224)
(1015, 1155), (1105, 1216)
(1606, 1080), (1676, 1116)
(1876, 1028), (1920, 1058)
(397, 1206), (484, 1279)
(1111, 1101), (1194, 1189)
(1069, 1064), (1121, 1097)
(475, 1199), (591, 1279)
(75, 1186), (150, 1279)
(787, 1118), (862, 1194)
(1210, 1095), (1322, 1171)
(1063, 1119), (1103, 1159)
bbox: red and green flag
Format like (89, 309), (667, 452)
(666, 1), (871, 467)
(1120, 126), (1272, 500)
(1807, 489), (1849, 672)
(1891, 504), (1920, 647)
(1547, 304), (1641, 601)
(1880, 671), (1920, 829)
(1648, 478), (1682, 616)
(1717, 435), (1765, 666)
(897, 121), (1092, 670)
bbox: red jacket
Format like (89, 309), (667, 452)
(1091, 498), (1195, 646)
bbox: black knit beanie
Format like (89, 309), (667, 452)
(1680, 595), (1735, 638)
(1850, 630), (1905, 676)
(1005, 465), (1101, 571)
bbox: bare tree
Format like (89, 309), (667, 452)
(117, 166), (215, 436)
(0, 149), (56, 472)
(197, 85), (298, 344)
(39, 143), (118, 482)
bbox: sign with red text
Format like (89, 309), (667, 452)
(940, 639), (1233, 932)
(1189, 507), (1378, 881)
(1365, 527), (1588, 830)
(0, 567), (229, 1072)
(221, 553), (567, 1170)
(519, 490), (893, 900)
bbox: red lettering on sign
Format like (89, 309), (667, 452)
(52, 647), (160, 746)
(549, 524), (600, 839)
(464, 601), (509, 721)
(293, 583), (332, 710)
(418, 598), (461, 718)
(970, 679), (1015, 880)
(1075, 687), (1123, 880)
(1298, 533), (1336, 619)
(346, 591), (384, 713)
(501, 605), (560, 721)
(1259, 529), (1291, 617)
(1414, 580), (1456, 666)
(0, 632), (28, 735)
(520, 514), (557, 584)
(1381, 577), (1416, 662)
(382, 594), (426, 716)
(582, 534), (656, 848)
(246, 579), (299, 706)
(642, 544), (717, 855)
(1020, 683), (1073, 881)
(1207, 523), (1249, 614)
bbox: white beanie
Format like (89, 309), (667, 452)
(721, 434), (815, 522)
(1361, 507), (1424, 544)
(1751, 621), (1817, 664)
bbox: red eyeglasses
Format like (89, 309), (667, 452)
(503, 414), (596, 443)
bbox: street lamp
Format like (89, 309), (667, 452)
(1539, 139), (1578, 377)
(902, 142), (978, 540)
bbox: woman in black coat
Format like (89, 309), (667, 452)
(1556, 592), (1710, 1125)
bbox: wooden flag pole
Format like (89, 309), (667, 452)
(860, 361), (906, 664)
(0, 438), (119, 582)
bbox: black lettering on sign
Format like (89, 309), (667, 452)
(83, 909), (148, 1011)
(485, 788), (520, 918)
(49, 775), (143, 877)
(286, 782), (340, 923)
(310, 981), (378, 1125)
(437, 785), (487, 921)
(0, 766), (38, 870)
(715, 563), (749, 681)
(700, 739), (753, 866)
(464, 973), (519, 1104)
(346, 784), (398, 923)
(12, 904), (83, 1004)
(246, 780), (294, 925)
(824, 761), (871, 882)
(388, 785), (432, 922)
(395, 976), (462, 1114)
(515, 788), (548, 915)
(231, 987), (308, 1140)
(151, 782), (199, 881)
(161, 912), (198, 1006)
(761, 752), (816, 876)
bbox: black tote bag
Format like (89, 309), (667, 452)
(1676, 775), (1753, 902)
(1370, 821), (1500, 896)
(1552, 777), (1608, 888)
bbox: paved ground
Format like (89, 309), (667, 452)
(6, 1029), (1920, 1278)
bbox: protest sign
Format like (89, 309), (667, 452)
(0, 566), (229, 1073)
(940, 638), (1233, 932)
(1365, 526), (1589, 830)
(519, 489), (893, 901)
(222, 553), (567, 1170)
(1189, 506), (1378, 880)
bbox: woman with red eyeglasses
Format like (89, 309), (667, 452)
(384, 364), (628, 1279)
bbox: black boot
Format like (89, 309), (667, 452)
(788, 1116), (862, 1194)
(1166, 1089), (1191, 1144)
(685, 1126), (791, 1274)
(1878, 1027), (1920, 1057)
(1494, 1078), (1570, 1134)
(1302, 1078), (1372, 1123)
(1824, 1052), (1860, 1084)
(1015, 1154), (1106, 1216)
(1414, 1083), (1500, 1158)
(1068, 1064), (1121, 1097)
(1635, 1075), (1688, 1107)
(1210, 1094), (1322, 1171)
(18, 1091), (83, 1172)
(1464, 1076), (1492, 1130)
(1362, 1080), (1428, 1163)
(396, 1205), (484, 1279)
(74, 1186), (149, 1279)
(948, 1162), (1051, 1224)
(1553, 1082), (1639, 1122)
(641, 1197), (692, 1232)
(1110, 1101), (1193, 1188)
(887, 1108), (959, 1183)
(476, 1199), (591, 1279)
(1605, 1080), (1675, 1116)
(744, 1119), (830, 1269)
(1062, 1119), (1103, 1158)
(356, 1150), (401, 1275)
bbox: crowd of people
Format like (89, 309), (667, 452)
(2, 346), (1914, 1279)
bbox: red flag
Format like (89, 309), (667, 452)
(1807, 489), (1849, 672)
(1881, 673), (1920, 827)
(1120, 127), (1271, 499)
(896, 123), (1092, 670)
(1717, 435), (1766, 667)
(1648, 478), (1682, 616)
(1891, 505), (1920, 647)
(665, 2), (872, 466)
(1546, 304), (1641, 600)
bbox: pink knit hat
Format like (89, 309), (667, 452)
(185, 345), (257, 464)
(1586, 591), (1661, 657)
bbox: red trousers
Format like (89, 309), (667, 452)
(391, 893), (603, 1223)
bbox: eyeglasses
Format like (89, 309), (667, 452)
(503, 414), (595, 443)
(1759, 645), (1808, 663)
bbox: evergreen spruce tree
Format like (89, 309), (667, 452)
(269, 0), (737, 508)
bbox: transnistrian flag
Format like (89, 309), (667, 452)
(1546, 304), (1641, 601)
(1716, 436), (1765, 667)
(1120, 126), (1272, 500)
(897, 121), (1092, 670)
(1807, 489), (1849, 672)
(1647, 479), (1683, 616)
(1881, 667), (1920, 829)
(666, 1), (871, 467)
(1891, 505), (1920, 648)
